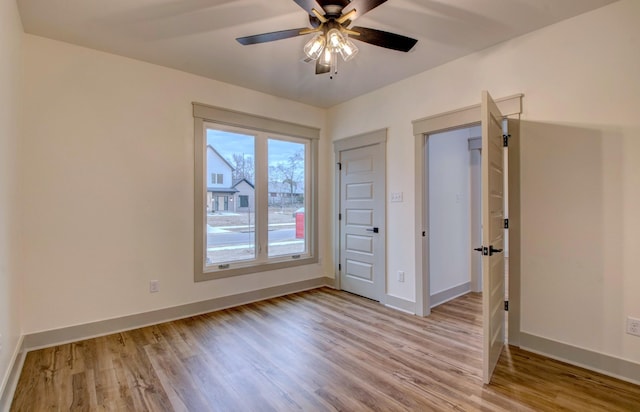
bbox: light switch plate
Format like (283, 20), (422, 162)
(391, 192), (403, 202)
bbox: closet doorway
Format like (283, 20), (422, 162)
(413, 92), (522, 383)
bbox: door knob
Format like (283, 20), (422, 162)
(473, 247), (483, 252)
(366, 227), (379, 233)
(489, 245), (503, 255)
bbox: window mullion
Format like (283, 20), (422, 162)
(255, 133), (269, 262)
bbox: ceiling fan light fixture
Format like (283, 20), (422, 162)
(303, 34), (325, 60)
(236, 0), (419, 77)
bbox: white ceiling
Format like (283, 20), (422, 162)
(17, 0), (617, 108)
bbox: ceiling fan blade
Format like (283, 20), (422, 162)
(316, 59), (330, 75)
(236, 28), (307, 45)
(343, 0), (388, 21)
(293, 0), (321, 15)
(351, 26), (417, 52)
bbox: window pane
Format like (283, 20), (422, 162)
(267, 138), (306, 257)
(206, 128), (255, 266)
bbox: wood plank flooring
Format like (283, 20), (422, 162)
(11, 288), (640, 411)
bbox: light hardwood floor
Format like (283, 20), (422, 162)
(11, 288), (640, 411)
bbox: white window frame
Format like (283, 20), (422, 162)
(193, 103), (319, 281)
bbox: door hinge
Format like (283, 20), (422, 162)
(337, 162), (342, 170)
(339, 213), (342, 221)
(504, 218), (509, 229)
(422, 231), (426, 237)
(338, 263), (341, 271)
(504, 300), (509, 311)
(503, 134), (510, 147)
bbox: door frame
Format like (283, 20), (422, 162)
(333, 129), (387, 302)
(412, 94), (522, 344)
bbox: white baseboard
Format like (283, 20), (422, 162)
(0, 335), (26, 412)
(520, 332), (640, 386)
(323, 276), (336, 288)
(23, 277), (332, 351)
(430, 282), (471, 308)
(385, 294), (416, 314)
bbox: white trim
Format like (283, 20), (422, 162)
(192, 103), (320, 140)
(385, 294), (416, 314)
(412, 94), (523, 136)
(0, 336), (26, 412)
(333, 159), (342, 290)
(22, 278), (331, 351)
(506, 118), (521, 346)
(520, 332), (640, 386)
(430, 282), (472, 308)
(333, 128), (387, 151)
(415, 133), (430, 316)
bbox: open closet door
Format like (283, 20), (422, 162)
(481, 90), (506, 384)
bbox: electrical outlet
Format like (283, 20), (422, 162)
(149, 280), (160, 293)
(398, 271), (405, 282)
(391, 192), (403, 202)
(627, 317), (640, 337)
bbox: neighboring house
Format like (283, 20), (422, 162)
(206, 145), (257, 212)
(232, 178), (255, 211)
(206, 145), (237, 212)
(268, 181), (304, 206)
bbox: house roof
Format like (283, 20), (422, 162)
(232, 178), (254, 189)
(207, 187), (238, 194)
(206, 145), (235, 171)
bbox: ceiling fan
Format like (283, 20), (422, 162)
(236, 0), (418, 77)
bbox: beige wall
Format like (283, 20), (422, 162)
(0, 0), (23, 394)
(328, 0), (640, 363)
(20, 35), (330, 334)
(428, 128), (472, 297)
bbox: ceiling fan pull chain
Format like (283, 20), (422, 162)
(330, 51), (338, 79)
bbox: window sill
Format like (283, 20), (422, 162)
(195, 255), (318, 281)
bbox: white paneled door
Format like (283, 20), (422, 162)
(339, 143), (385, 301)
(481, 90), (506, 384)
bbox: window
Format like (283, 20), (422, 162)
(193, 103), (319, 280)
(211, 173), (223, 184)
(267, 138), (306, 257)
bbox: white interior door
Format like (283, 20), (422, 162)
(339, 144), (385, 301)
(481, 90), (506, 384)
